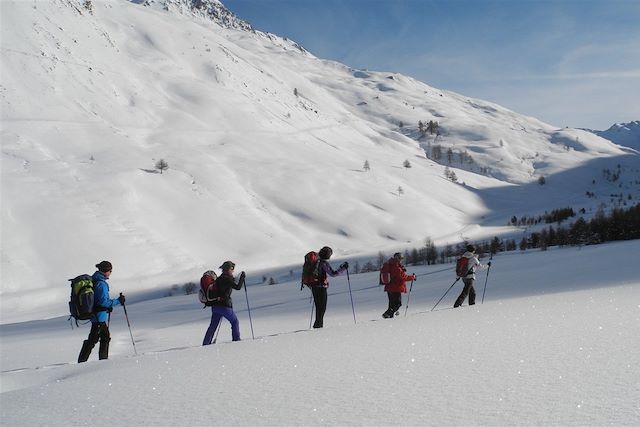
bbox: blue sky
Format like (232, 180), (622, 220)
(223, 0), (640, 130)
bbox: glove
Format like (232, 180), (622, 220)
(340, 262), (349, 270)
(411, 274), (417, 281)
(118, 293), (126, 305)
(239, 271), (246, 287)
(487, 262), (492, 267)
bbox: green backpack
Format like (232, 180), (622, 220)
(69, 274), (95, 322)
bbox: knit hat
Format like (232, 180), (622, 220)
(219, 261), (236, 271)
(466, 244), (476, 253)
(319, 246), (333, 260)
(96, 260), (113, 273)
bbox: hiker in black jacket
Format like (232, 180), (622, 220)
(202, 261), (245, 345)
(310, 246), (348, 329)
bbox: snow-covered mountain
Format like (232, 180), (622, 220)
(590, 121), (640, 150)
(1, 0), (639, 322)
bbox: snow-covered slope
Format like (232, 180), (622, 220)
(1, 0), (639, 322)
(591, 121), (640, 150)
(1, 241), (639, 425)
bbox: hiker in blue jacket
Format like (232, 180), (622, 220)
(202, 261), (245, 345)
(78, 261), (126, 363)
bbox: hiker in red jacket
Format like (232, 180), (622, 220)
(382, 253), (416, 318)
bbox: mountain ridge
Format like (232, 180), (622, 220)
(587, 120), (640, 150)
(1, 0), (638, 320)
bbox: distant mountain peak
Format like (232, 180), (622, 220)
(142, 0), (253, 31)
(591, 120), (640, 150)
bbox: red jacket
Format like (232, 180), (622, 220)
(383, 258), (414, 293)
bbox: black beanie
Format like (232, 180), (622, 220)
(219, 261), (236, 271)
(96, 260), (113, 273)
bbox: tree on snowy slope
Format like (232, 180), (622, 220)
(155, 159), (169, 174)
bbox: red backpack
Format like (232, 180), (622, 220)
(455, 256), (470, 278)
(301, 251), (320, 288)
(379, 261), (391, 285)
(198, 270), (219, 306)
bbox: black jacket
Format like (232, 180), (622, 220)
(213, 272), (243, 308)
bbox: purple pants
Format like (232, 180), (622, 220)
(203, 306), (240, 345)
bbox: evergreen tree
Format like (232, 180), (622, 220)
(410, 248), (420, 265)
(427, 120), (439, 135)
(425, 238), (438, 265)
(432, 145), (442, 160)
(490, 236), (503, 255)
(519, 237), (528, 251)
(446, 148), (454, 164)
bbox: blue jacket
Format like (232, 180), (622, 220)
(91, 271), (120, 323)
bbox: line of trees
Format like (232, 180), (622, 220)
(510, 207), (576, 226)
(352, 203), (639, 272)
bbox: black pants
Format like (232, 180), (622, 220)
(384, 291), (402, 316)
(311, 286), (328, 328)
(78, 322), (111, 363)
(454, 278), (476, 307)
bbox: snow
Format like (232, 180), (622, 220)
(1, 1), (640, 424)
(593, 121), (640, 151)
(2, 0), (639, 324)
(1, 241), (639, 425)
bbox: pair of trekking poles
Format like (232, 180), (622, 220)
(308, 267), (357, 328)
(118, 280), (258, 353)
(210, 275), (255, 343)
(430, 263), (492, 311)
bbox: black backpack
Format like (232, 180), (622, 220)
(69, 274), (95, 323)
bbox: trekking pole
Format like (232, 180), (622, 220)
(309, 296), (315, 329)
(481, 263), (492, 304)
(346, 268), (356, 324)
(212, 321), (221, 344)
(431, 278), (459, 311)
(120, 293), (138, 355)
(404, 279), (415, 317)
(242, 276), (255, 340)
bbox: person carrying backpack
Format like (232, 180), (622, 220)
(77, 261), (126, 363)
(453, 245), (491, 308)
(202, 261), (245, 345)
(381, 253), (416, 318)
(310, 246), (348, 329)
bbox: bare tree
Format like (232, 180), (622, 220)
(155, 159), (169, 174)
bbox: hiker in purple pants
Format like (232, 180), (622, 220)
(203, 261), (244, 345)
